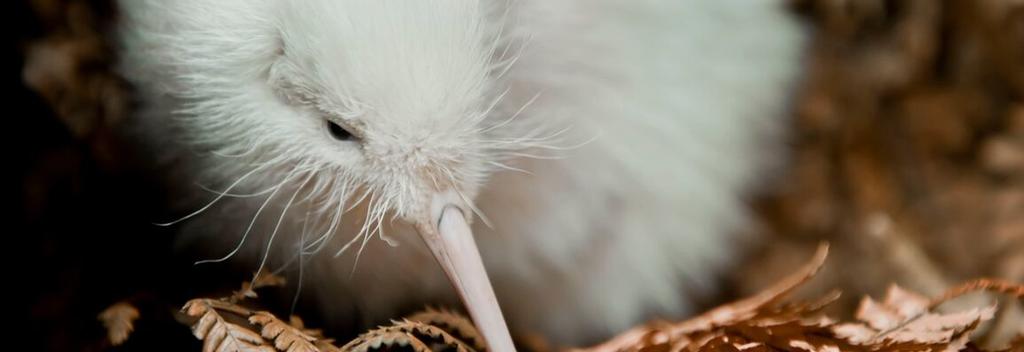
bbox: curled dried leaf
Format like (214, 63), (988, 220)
(340, 320), (477, 352)
(98, 302), (139, 346)
(340, 328), (432, 352)
(406, 308), (486, 351)
(232, 272), (287, 302)
(397, 320), (477, 352)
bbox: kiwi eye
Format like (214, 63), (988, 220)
(326, 120), (354, 141)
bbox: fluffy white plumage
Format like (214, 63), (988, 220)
(116, 0), (807, 345)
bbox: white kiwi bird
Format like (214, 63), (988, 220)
(115, 0), (806, 350)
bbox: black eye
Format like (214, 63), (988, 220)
(326, 120), (354, 141)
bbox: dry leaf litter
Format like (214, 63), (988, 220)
(94, 244), (1023, 352)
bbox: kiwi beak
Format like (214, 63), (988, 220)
(413, 193), (516, 352)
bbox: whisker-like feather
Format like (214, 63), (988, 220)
(155, 161), (275, 226)
(194, 164), (301, 265)
(479, 91), (541, 134)
(251, 169), (316, 286)
(441, 166), (493, 228)
(303, 181), (350, 254)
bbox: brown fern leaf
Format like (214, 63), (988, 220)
(931, 279), (1024, 308)
(186, 298), (254, 317)
(289, 316), (326, 339)
(577, 243), (830, 352)
(339, 326), (432, 352)
(183, 299), (275, 352)
(571, 246), (1019, 352)
(405, 308), (486, 351)
(339, 320), (479, 352)
(232, 272), (287, 302)
(290, 317), (346, 352)
(315, 339), (344, 352)
(398, 320), (480, 352)
(833, 284), (999, 351)
(98, 302), (139, 346)
(249, 311), (319, 352)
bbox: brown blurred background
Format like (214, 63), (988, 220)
(9, 0), (1024, 350)
(740, 0), (1024, 310)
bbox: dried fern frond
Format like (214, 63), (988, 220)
(835, 287), (998, 350)
(183, 299), (275, 352)
(232, 272), (288, 302)
(186, 298), (255, 317)
(250, 311), (320, 352)
(829, 278), (1024, 351)
(579, 243), (831, 352)
(98, 302), (140, 346)
(175, 273), (482, 352)
(171, 244), (1020, 352)
(406, 308), (486, 351)
(178, 273), (355, 352)
(315, 339), (344, 352)
(576, 243), (1024, 352)
(931, 278), (1024, 307)
(288, 316), (326, 340)
(340, 320), (478, 352)
(340, 328), (433, 352)
(395, 319), (478, 352)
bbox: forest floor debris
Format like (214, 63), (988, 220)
(100, 244), (1023, 352)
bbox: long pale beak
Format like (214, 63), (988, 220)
(414, 192), (516, 352)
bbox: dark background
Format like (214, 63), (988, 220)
(8, 1), (257, 350)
